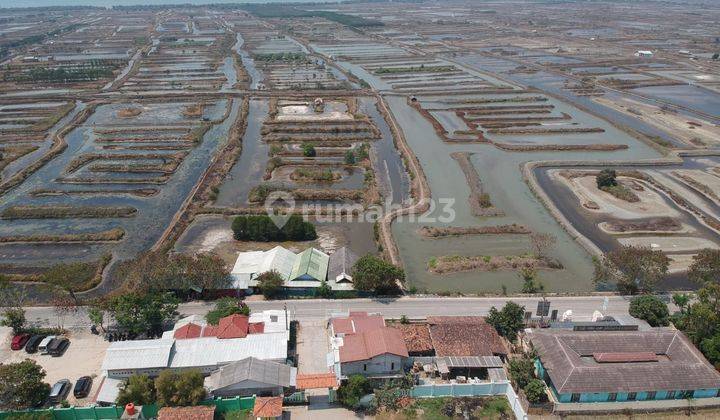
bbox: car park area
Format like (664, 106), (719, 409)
(1, 326), (109, 406)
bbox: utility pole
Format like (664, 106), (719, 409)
(284, 303), (288, 331)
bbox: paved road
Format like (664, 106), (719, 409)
(23, 296), (640, 329)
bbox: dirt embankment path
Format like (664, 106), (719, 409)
(375, 94), (430, 270)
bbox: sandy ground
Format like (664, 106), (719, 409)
(276, 102), (353, 122)
(667, 254), (697, 274)
(559, 173), (678, 219)
(593, 96), (720, 147)
(618, 236), (719, 253)
(671, 169), (720, 202)
(176, 217), (365, 268)
(0, 326), (108, 406)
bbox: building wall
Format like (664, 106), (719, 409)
(341, 354), (406, 377)
(211, 380), (284, 398)
(537, 360), (720, 403)
(556, 389), (720, 403)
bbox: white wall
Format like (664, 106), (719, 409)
(341, 354), (405, 376)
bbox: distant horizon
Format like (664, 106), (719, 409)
(1, 0), (343, 9)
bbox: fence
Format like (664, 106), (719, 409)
(0, 396), (254, 420)
(407, 381), (528, 420)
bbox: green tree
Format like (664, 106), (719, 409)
(351, 255), (404, 295)
(688, 249), (720, 285)
(593, 245), (669, 294)
(0, 307), (26, 334)
(518, 267), (543, 294)
(508, 357), (535, 389)
(206, 298), (250, 325)
(701, 334), (720, 369)
(0, 360), (51, 410)
(486, 301), (525, 342)
(314, 280), (332, 298)
(107, 292), (178, 336)
(301, 142), (316, 157)
(595, 169), (617, 189)
(673, 293), (690, 314)
(87, 306), (105, 330)
(231, 215), (316, 242)
(344, 150), (356, 165)
(524, 379), (547, 404)
(117, 374), (156, 406)
(336, 375), (372, 409)
(256, 270), (284, 299)
(124, 252), (231, 293)
(629, 295), (669, 327)
(155, 370), (206, 407)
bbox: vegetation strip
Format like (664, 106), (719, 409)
(0, 205), (138, 219)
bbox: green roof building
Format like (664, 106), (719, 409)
(290, 248), (329, 282)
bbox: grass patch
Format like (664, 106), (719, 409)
(0, 205), (137, 219)
(600, 184), (639, 202)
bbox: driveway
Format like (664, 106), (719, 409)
(296, 319), (331, 374)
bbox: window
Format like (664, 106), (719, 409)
(647, 391), (656, 400)
(391, 362), (395, 370)
(270, 315), (278, 322)
(608, 393), (617, 402)
(571, 393), (580, 402)
(667, 391), (676, 399)
(627, 392), (637, 401)
(363, 364), (367, 371)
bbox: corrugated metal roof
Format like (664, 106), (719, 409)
(438, 356), (504, 368)
(94, 377), (124, 404)
(328, 247), (359, 283)
(206, 357), (296, 391)
(101, 339), (173, 371)
(169, 332), (289, 368)
(259, 246), (296, 281)
(290, 248), (329, 282)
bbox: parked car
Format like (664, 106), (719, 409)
(48, 337), (70, 357)
(73, 376), (93, 398)
(11, 333), (30, 350)
(24, 335), (46, 353)
(48, 379), (71, 404)
(38, 336), (56, 354)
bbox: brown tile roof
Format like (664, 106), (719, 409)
(296, 373), (338, 389)
(174, 323), (202, 340)
(158, 406), (214, 420)
(331, 312), (385, 336)
(217, 314), (249, 339)
(340, 327), (409, 362)
(427, 316), (507, 357)
(390, 323), (434, 354)
(254, 396), (283, 418)
(530, 329), (720, 394)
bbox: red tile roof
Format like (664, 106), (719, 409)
(390, 323), (434, 354)
(158, 406), (215, 420)
(253, 396), (283, 418)
(201, 325), (218, 337)
(248, 322), (265, 334)
(295, 373), (338, 389)
(174, 323), (202, 340)
(331, 312), (385, 336)
(593, 352), (659, 363)
(216, 314), (249, 339)
(427, 316), (507, 357)
(340, 327), (409, 362)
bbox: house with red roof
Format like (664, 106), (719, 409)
(329, 312), (409, 380)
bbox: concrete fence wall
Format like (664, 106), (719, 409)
(408, 381), (528, 420)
